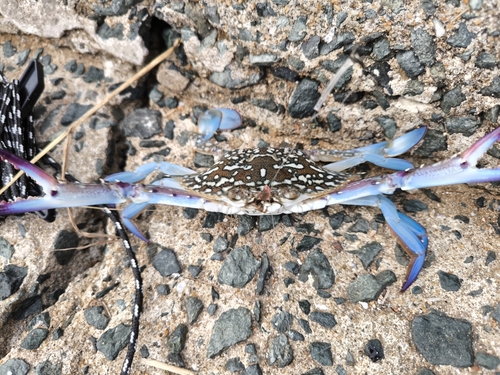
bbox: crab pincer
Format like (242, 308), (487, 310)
(2, 109), (500, 291)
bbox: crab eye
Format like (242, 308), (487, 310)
(227, 187), (250, 201)
(278, 187), (300, 200)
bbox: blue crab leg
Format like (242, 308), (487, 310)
(308, 126), (500, 290)
(105, 162), (196, 183)
(0, 149), (129, 214)
(0, 149), (205, 231)
(197, 108), (242, 140)
(308, 127), (427, 172)
(339, 195), (427, 291)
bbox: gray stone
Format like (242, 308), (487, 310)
(301, 368), (325, 375)
(416, 129), (447, 157)
(210, 65), (264, 89)
(288, 79), (320, 118)
(411, 28), (436, 66)
(205, 6), (220, 24)
(0, 359), (30, 375)
(422, 0), (436, 16)
(64, 59), (76, 72)
(296, 236), (322, 252)
(396, 50), (425, 79)
(301, 36), (320, 60)
(469, 0), (483, 9)
(320, 54), (352, 90)
(376, 116), (397, 138)
(120, 108), (162, 139)
(256, 2), (276, 17)
(298, 248), (335, 289)
(288, 330), (304, 341)
(207, 307), (252, 358)
(97, 23), (124, 40)
(336, 11), (348, 27)
(446, 22), (475, 48)
(16, 49), (30, 66)
(225, 357), (245, 372)
(348, 218), (369, 233)
(475, 52), (497, 69)
(96, 324), (131, 360)
(411, 312), (473, 367)
(0, 265), (28, 301)
(430, 62), (446, 82)
(445, 116), (481, 136)
(218, 246), (261, 288)
(310, 342), (333, 366)
(34, 360), (62, 375)
(167, 324), (188, 354)
(364, 339), (384, 362)
(403, 200), (428, 212)
(288, 16), (307, 42)
(20, 328), (49, 350)
(437, 271), (462, 291)
(258, 215), (280, 232)
(0, 236), (15, 260)
(327, 112), (342, 133)
(373, 38), (391, 60)
(3, 41), (16, 58)
(403, 80), (425, 96)
(84, 306), (110, 330)
(83, 66), (105, 83)
(309, 311), (337, 329)
(256, 252), (270, 295)
(320, 32), (356, 55)
(271, 310), (293, 333)
(27, 312), (51, 330)
(480, 76), (500, 98)
(237, 216), (256, 235)
(250, 98), (278, 112)
(288, 56), (305, 70)
(346, 270), (397, 302)
(61, 104), (93, 127)
(268, 334), (293, 367)
(475, 352), (500, 370)
(187, 265), (202, 278)
(152, 248), (181, 277)
(249, 54), (280, 66)
(243, 364), (263, 375)
(185, 296), (204, 324)
(415, 368), (436, 375)
(349, 242), (383, 270)
(213, 235), (229, 252)
(441, 86), (466, 114)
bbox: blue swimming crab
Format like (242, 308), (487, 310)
(1, 108), (500, 291)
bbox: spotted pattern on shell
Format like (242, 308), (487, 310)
(180, 148), (349, 211)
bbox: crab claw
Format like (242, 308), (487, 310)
(395, 126), (500, 190)
(0, 149), (127, 215)
(320, 127), (427, 172)
(336, 194), (427, 291)
(198, 108), (242, 140)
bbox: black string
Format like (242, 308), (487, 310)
(42, 155), (142, 375)
(0, 72), (142, 375)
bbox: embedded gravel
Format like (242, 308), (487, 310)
(0, 1), (499, 375)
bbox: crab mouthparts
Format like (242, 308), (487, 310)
(255, 185), (272, 202)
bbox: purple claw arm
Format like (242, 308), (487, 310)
(326, 127), (500, 290)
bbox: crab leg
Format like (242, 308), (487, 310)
(307, 127), (427, 172)
(339, 195), (427, 291)
(0, 149), (205, 224)
(303, 126), (500, 290)
(104, 162), (197, 184)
